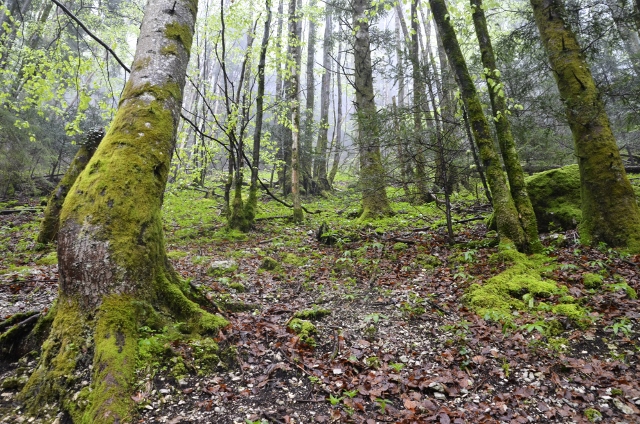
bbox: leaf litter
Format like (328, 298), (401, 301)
(1, 194), (640, 423)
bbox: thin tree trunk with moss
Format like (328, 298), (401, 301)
(20, 2), (228, 422)
(394, 14), (411, 195)
(396, 3), (431, 203)
(353, 0), (391, 219)
(313, 4), (332, 193)
(531, 0), (640, 250)
(328, 40), (343, 185)
(471, 0), (541, 253)
(302, 0), (316, 194)
(37, 129), (103, 245)
(429, 0), (525, 248)
(289, 0), (303, 221)
(246, 0), (272, 224)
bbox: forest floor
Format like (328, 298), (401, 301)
(1, 187), (640, 423)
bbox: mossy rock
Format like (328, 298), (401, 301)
(259, 256), (279, 271)
(525, 165), (582, 232)
(207, 260), (237, 277)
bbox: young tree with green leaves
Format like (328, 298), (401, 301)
(531, 0), (640, 250)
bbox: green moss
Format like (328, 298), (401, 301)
(584, 408), (602, 422)
(393, 242), (408, 251)
(164, 22), (193, 55)
(21, 300), (87, 419)
(283, 252), (308, 267)
(84, 295), (138, 423)
(415, 253), (441, 269)
(228, 282), (246, 292)
(546, 320), (565, 336)
(161, 44), (179, 56)
(551, 303), (590, 328)
(35, 251), (58, 265)
(293, 307), (331, 320)
(132, 57), (151, 71)
(525, 165), (582, 232)
(259, 256), (279, 271)
(288, 318), (317, 346)
(465, 243), (561, 317)
(583, 273), (604, 289)
(167, 250), (188, 260)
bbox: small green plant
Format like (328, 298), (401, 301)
(375, 398), (392, 414)
(462, 248), (478, 263)
(308, 376), (320, 384)
(606, 318), (633, 337)
(343, 389), (358, 398)
(365, 356), (381, 368)
(501, 359), (510, 378)
(328, 394), (344, 406)
(607, 281), (638, 299)
(388, 362), (405, 372)
(520, 320), (546, 334)
(363, 313), (387, 324)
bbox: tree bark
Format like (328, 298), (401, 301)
(247, 0), (273, 224)
(353, 0), (391, 219)
(20, 1), (228, 421)
(471, 0), (542, 253)
(328, 40), (343, 185)
(37, 129), (104, 245)
(302, 0), (317, 193)
(313, 3), (332, 192)
(429, 0), (525, 247)
(530, 0), (640, 250)
(289, 0), (303, 221)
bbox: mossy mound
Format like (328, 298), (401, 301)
(525, 165), (582, 232)
(465, 244), (561, 317)
(288, 318), (317, 346)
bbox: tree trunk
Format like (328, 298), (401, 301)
(471, 0), (541, 253)
(429, 0), (525, 248)
(289, 0), (303, 221)
(302, 0), (317, 194)
(531, 0), (640, 250)
(394, 13), (411, 195)
(353, 0), (391, 219)
(604, 0), (640, 75)
(313, 4), (332, 192)
(328, 40), (343, 185)
(37, 129), (104, 245)
(247, 0), (273, 224)
(20, 2), (228, 422)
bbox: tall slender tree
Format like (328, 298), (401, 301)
(353, 0), (391, 219)
(531, 0), (640, 250)
(429, 0), (525, 249)
(314, 3), (333, 192)
(471, 0), (541, 253)
(288, 0), (304, 221)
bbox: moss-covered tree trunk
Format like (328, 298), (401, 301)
(20, 2), (228, 422)
(471, 0), (541, 253)
(353, 0), (391, 219)
(302, 0), (316, 194)
(429, 0), (525, 248)
(328, 40), (343, 186)
(288, 0), (303, 222)
(530, 0), (640, 250)
(37, 129), (104, 245)
(246, 0), (272, 224)
(313, 4), (332, 193)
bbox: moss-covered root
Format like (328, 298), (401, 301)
(228, 184), (251, 232)
(20, 300), (88, 420)
(19, 297), (138, 423)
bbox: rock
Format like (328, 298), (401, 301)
(525, 165), (582, 232)
(613, 398), (635, 415)
(207, 260), (237, 276)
